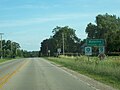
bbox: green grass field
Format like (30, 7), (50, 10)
(0, 58), (16, 63)
(46, 55), (120, 89)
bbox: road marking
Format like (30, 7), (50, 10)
(42, 58), (98, 90)
(0, 60), (30, 89)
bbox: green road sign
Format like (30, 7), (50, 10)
(86, 39), (105, 46)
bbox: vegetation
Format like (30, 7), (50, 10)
(0, 40), (22, 58)
(0, 40), (39, 59)
(39, 14), (120, 89)
(23, 50), (39, 58)
(0, 58), (17, 63)
(0, 59), (10, 63)
(46, 56), (120, 89)
(40, 26), (81, 56)
(40, 13), (120, 56)
(86, 13), (120, 53)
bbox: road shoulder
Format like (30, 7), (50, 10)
(47, 59), (117, 90)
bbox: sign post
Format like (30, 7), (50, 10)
(57, 48), (61, 55)
(85, 39), (105, 60)
(99, 46), (105, 54)
(85, 47), (92, 61)
(98, 46), (106, 60)
(48, 50), (50, 57)
(85, 47), (92, 55)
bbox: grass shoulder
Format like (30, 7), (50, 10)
(0, 57), (21, 64)
(45, 55), (120, 90)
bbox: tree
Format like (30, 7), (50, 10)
(0, 40), (21, 58)
(85, 13), (120, 53)
(40, 26), (81, 56)
(52, 26), (81, 53)
(85, 23), (97, 39)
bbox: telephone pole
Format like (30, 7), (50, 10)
(62, 33), (65, 55)
(11, 41), (13, 58)
(0, 33), (4, 59)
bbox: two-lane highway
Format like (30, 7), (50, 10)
(0, 58), (95, 90)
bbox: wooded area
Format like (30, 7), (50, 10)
(1, 13), (120, 58)
(0, 40), (39, 58)
(0, 40), (21, 58)
(40, 13), (120, 56)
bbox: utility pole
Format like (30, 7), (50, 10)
(11, 41), (13, 58)
(62, 33), (65, 55)
(0, 33), (4, 59)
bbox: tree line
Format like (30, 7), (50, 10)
(0, 40), (39, 58)
(0, 40), (21, 58)
(86, 13), (120, 54)
(40, 26), (81, 56)
(40, 13), (120, 56)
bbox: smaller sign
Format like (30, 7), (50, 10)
(57, 48), (61, 54)
(99, 46), (105, 54)
(48, 50), (50, 53)
(85, 47), (92, 55)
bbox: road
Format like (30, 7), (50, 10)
(0, 58), (95, 90)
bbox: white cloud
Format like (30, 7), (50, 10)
(1, 3), (58, 10)
(15, 4), (50, 9)
(0, 13), (97, 28)
(0, 17), (61, 27)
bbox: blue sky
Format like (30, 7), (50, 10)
(0, 0), (120, 51)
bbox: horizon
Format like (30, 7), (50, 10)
(0, 0), (120, 51)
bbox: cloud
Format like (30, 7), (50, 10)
(1, 3), (59, 10)
(15, 4), (50, 9)
(0, 13), (97, 28)
(0, 17), (62, 28)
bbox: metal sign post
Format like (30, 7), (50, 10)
(98, 46), (105, 60)
(85, 39), (106, 60)
(99, 46), (105, 54)
(57, 48), (61, 55)
(85, 47), (92, 55)
(85, 47), (92, 61)
(48, 50), (50, 57)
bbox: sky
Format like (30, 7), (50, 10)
(0, 0), (120, 51)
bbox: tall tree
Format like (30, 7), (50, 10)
(0, 40), (21, 58)
(40, 26), (81, 56)
(85, 23), (97, 39)
(85, 13), (120, 52)
(52, 26), (80, 53)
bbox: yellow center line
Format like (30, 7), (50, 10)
(0, 60), (30, 89)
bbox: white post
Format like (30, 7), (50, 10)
(0, 33), (4, 59)
(62, 33), (65, 55)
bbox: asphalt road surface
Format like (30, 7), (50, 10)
(0, 58), (95, 90)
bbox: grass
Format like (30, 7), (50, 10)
(46, 55), (120, 89)
(0, 58), (16, 63)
